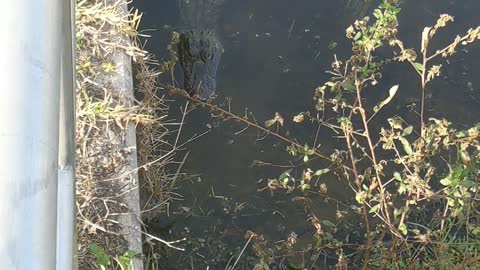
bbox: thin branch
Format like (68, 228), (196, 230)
(142, 230), (186, 251)
(162, 84), (355, 173)
(344, 129), (371, 270)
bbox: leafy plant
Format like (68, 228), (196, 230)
(89, 243), (137, 270)
(161, 0), (480, 268)
(89, 243), (112, 269)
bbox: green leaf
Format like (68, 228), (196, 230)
(88, 243), (111, 267)
(320, 220), (336, 228)
(289, 262), (303, 270)
(402, 126), (413, 136)
(279, 169), (293, 181)
(281, 177), (290, 188)
(393, 172), (402, 181)
(353, 32), (362, 41)
(303, 155), (309, 162)
(373, 9), (382, 19)
(471, 226), (480, 235)
(461, 179), (475, 188)
(338, 117), (352, 129)
(342, 83), (356, 92)
(412, 62), (425, 72)
(440, 176), (452, 186)
(399, 222), (408, 235)
(369, 204), (381, 214)
(355, 191), (365, 204)
(400, 137), (413, 155)
(314, 168), (330, 176)
(303, 144), (309, 151)
(118, 254), (133, 270)
(301, 183), (310, 191)
(325, 81), (336, 87)
(455, 130), (468, 138)
(393, 208), (402, 218)
(398, 183), (407, 195)
(124, 250), (137, 258)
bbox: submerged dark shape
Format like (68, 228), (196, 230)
(177, 0), (224, 100)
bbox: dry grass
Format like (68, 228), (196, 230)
(75, 0), (179, 268)
(135, 59), (177, 223)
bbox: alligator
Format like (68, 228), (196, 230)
(175, 0), (398, 100)
(176, 0), (224, 100)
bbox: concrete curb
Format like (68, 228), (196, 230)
(102, 0), (143, 269)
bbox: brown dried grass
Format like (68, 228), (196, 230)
(75, 0), (178, 268)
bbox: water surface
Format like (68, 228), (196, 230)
(134, 0), (480, 268)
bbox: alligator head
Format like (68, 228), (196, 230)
(176, 0), (224, 100)
(177, 30), (223, 100)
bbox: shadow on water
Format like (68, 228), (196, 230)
(133, 0), (480, 268)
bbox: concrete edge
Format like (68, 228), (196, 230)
(104, 0), (143, 269)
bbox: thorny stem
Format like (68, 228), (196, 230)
(163, 84), (355, 173)
(344, 128), (371, 270)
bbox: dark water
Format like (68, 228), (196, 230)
(133, 0), (480, 268)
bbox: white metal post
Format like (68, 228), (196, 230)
(0, 0), (62, 269)
(57, 0), (77, 269)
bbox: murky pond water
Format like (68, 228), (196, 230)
(133, 0), (480, 268)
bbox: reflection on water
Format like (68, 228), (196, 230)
(134, 0), (480, 268)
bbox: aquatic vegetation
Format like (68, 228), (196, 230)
(160, 0), (480, 268)
(306, 1), (479, 268)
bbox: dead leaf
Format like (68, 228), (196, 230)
(373, 84), (399, 113)
(245, 230), (258, 239)
(421, 27), (431, 53)
(250, 160), (272, 167)
(265, 112), (284, 128)
(264, 119), (276, 128)
(293, 113), (305, 123)
(274, 112), (284, 126)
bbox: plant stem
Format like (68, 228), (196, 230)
(425, 30), (479, 62)
(345, 128), (371, 270)
(354, 82), (393, 226)
(420, 48), (427, 138)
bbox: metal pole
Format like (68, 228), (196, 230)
(0, 0), (62, 269)
(57, 0), (77, 269)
